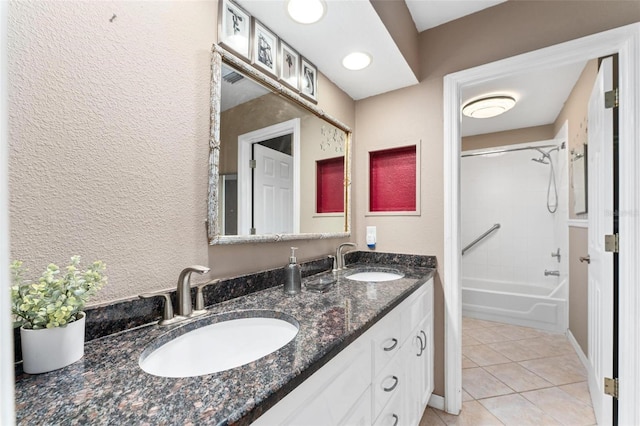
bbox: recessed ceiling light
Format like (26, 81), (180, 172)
(287, 0), (325, 24)
(462, 96), (516, 118)
(342, 52), (372, 71)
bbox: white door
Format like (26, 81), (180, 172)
(587, 56), (614, 426)
(253, 144), (293, 234)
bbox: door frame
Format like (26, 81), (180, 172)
(443, 23), (640, 424)
(237, 118), (300, 235)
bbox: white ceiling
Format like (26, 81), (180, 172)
(461, 60), (587, 137)
(233, 1), (586, 136)
(405, 0), (507, 32)
(237, 0), (418, 101)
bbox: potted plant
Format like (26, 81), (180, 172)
(11, 255), (107, 374)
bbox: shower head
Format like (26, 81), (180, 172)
(532, 157), (549, 164)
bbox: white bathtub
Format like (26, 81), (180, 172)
(462, 278), (568, 332)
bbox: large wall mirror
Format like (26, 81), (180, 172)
(208, 45), (352, 244)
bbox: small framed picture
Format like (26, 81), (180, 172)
(279, 41), (300, 90)
(252, 19), (278, 76)
(219, 0), (251, 60)
(300, 57), (318, 102)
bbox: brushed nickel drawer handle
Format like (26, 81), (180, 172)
(420, 330), (427, 351)
(383, 375), (399, 392)
(392, 414), (399, 426)
(416, 334), (424, 357)
(383, 338), (398, 352)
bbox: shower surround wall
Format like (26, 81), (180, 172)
(461, 140), (568, 331)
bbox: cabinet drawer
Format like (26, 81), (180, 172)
(373, 386), (403, 426)
(372, 354), (403, 421)
(254, 334), (371, 426)
(370, 308), (401, 377)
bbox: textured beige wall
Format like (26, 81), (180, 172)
(355, 1), (640, 396)
(8, 1), (355, 305)
(461, 125), (555, 152)
(553, 59), (598, 354)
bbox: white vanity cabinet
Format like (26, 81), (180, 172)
(253, 277), (434, 426)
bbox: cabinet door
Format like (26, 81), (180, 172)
(420, 279), (434, 408)
(401, 330), (423, 426)
(417, 314), (434, 409)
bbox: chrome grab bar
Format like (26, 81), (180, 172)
(462, 223), (501, 255)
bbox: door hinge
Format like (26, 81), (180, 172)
(605, 88), (619, 109)
(604, 233), (619, 253)
(249, 160), (257, 169)
(604, 377), (619, 398)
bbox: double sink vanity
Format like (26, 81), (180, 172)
(14, 254), (435, 425)
(15, 44), (437, 425)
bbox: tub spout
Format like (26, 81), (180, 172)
(544, 270), (560, 277)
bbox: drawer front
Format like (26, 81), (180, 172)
(373, 385), (403, 426)
(255, 334), (371, 426)
(372, 354), (403, 421)
(370, 308), (401, 377)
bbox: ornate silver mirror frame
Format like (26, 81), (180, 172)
(208, 44), (352, 245)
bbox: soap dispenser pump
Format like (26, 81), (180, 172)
(284, 247), (302, 295)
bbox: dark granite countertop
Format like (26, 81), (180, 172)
(14, 263), (435, 425)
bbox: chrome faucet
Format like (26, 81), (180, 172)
(334, 242), (357, 271)
(177, 265), (210, 317)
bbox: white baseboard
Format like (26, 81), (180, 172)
(566, 329), (589, 371)
(428, 394), (445, 411)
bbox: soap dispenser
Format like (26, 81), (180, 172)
(284, 247), (302, 295)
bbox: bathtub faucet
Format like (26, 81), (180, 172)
(544, 270), (560, 277)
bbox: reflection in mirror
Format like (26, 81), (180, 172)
(209, 45), (352, 244)
(571, 143), (587, 215)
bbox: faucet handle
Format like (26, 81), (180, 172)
(192, 279), (221, 315)
(139, 291), (183, 326)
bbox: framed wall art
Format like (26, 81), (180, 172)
(218, 0), (251, 60)
(279, 41), (300, 90)
(300, 57), (318, 102)
(252, 19), (278, 76)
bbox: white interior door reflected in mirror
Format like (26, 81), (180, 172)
(237, 119), (300, 236)
(252, 143), (294, 234)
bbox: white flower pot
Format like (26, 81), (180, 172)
(20, 312), (86, 374)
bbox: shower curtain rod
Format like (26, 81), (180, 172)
(461, 143), (558, 158)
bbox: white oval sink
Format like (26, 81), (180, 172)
(345, 270), (404, 282)
(140, 317), (298, 378)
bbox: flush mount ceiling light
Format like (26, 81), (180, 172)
(287, 0), (325, 24)
(462, 96), (516, 118)
(342, 52), (372, 71)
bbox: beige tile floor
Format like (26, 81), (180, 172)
(419, 317), (596, 425)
